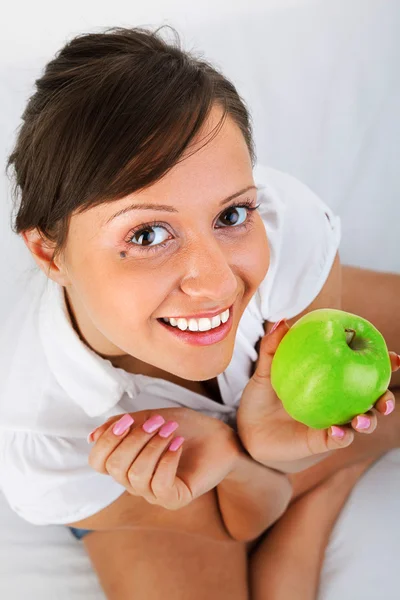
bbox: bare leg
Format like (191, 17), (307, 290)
(248, 457), (377, 600)
(82, 490), (249, 599)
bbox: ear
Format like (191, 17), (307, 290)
(21, 228), (70, 286)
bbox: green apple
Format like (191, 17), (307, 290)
(270, 308), (392, 429)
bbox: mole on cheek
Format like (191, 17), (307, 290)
(120, 251), (127, 259)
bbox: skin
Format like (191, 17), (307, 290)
(23, 103), (269, 387)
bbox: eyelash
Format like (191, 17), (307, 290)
(122, 199), (261, 255)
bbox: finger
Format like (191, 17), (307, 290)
(104, 416), (168, 491)
(350, 409), (378, 434)
(252, 319), (290, 386)
(307, 424), (355, 453)
(88, 408), (158, 444)
(374, 390), (396, 416)
(88, 413), (136, 473)
(389, 351), (400, 373)
(151, 440), (185, 505)
(127, 421), (180, 493)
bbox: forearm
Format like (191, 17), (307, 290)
(216, 449), (292, 542)
(342, 264), (400, 389)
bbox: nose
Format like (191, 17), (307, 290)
(179, 236), (238, 302)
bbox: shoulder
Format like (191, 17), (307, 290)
(264, 251), (342, 333)
(0, 271), (46, 414)
(253, 164), (341, 324)
(254, 163), (338, 221)
(0, 271), (65, 430)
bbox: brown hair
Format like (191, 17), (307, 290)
(5, 24), (256, 266)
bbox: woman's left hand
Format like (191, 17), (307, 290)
(236, 319), (400, 471)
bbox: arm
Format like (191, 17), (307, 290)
(216, 445), (292, 542)
(286, 263), (400, 499)
(72, 407), (291, 544)
(239, 251), (399, 474)
(259, 252), (400, 481)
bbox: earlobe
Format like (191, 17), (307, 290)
(21, 229), (69, 286)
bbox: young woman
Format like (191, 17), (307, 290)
(2, 25), (400, 599)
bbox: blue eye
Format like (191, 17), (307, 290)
(123, 200), (260, 255)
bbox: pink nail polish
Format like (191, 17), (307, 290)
(385, 400), (395, 416)
(158, 421), (179, 438)
(142, 414), (166, 433)
(356, 416), (370, 430)
(112, 414), (134, 436)
(268, 319), (286, 335)
(168, 436), (185, 452)
(331, 425), (345, 439)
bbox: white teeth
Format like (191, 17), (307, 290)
(177, 318), (188, 331)
(220, 309), (229, 323)
(162, 308), (230, 332)
(198, 318), (212, 331)
(188, 319), (199, 331)
(211, 315), (221, 328)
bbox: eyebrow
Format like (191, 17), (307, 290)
(104, 185), (258, 225)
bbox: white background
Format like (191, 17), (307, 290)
(1, 0), (399, 316)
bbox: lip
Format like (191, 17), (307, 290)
(160, 304), (233, 321)
(157, 304), (234, 346)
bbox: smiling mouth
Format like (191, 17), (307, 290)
(155, 304), (234, 346)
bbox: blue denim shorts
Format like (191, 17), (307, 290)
(68, 526), (94, 540)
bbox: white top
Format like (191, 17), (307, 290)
(0, 164), (341, 526)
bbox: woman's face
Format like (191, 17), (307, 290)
(45, 105), (270, 381)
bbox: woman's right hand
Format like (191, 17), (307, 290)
(87, 407), (241, 510)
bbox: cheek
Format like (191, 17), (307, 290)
(89, 269), (171, 328)
(237, 221), (270, 283)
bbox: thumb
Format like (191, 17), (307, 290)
(252, 319), (290, 387)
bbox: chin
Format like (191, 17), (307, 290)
(173, 359), (228, 382)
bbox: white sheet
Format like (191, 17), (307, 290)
(0, 490), (105, 598)
(1, 450), (399, 599)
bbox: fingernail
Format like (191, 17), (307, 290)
(142, 414), (166, 433)
(112, 414), (134, 436)
(330, 425), (345, 439)
(158, 421), (179, 438)
(268, 319), (286, 335)
(168, 436), (185, 451)
(385, 400), (395, 416)
(356, 416), (370, 430)
(87, 428), (99, 444)
(397, 354), (400, 368)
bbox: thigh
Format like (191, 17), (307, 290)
(83, 527), (249, 600)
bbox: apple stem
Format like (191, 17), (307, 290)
(345, 328), (356, 347)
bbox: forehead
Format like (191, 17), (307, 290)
(83, 109), (254, 226)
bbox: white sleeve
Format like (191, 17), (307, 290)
(0, 429), (125, 526)
(253, 165), (341, 323)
